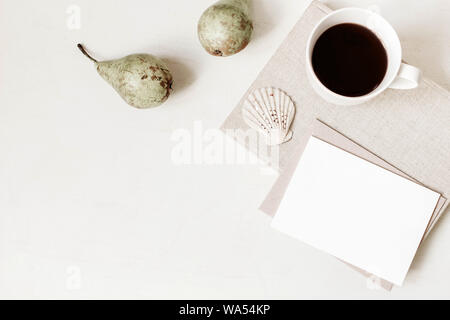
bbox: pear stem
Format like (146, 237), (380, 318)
(77, 44), (98, 63)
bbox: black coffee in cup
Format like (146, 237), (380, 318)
(312, 23), (388, 97)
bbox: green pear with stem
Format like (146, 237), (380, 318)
(198, 0), (253, 57)
(77, 44), (173, 109)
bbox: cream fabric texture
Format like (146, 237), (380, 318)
(222, 1), (450, 202)
(221, 0), (450, 289)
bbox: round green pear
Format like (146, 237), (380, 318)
(77, 44), (173, 109)
(198, 0), (253, 57)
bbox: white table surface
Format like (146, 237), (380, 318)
(0, 0), (449, 299)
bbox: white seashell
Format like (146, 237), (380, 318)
(242, 87), (296, 145)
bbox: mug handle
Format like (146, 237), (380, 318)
(389, 63), (422, 89)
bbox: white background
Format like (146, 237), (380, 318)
(0, 0), (449, 299)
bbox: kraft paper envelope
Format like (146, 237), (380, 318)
(260, 119), (447, 290)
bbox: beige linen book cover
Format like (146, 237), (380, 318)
(221, 1), (450, 289)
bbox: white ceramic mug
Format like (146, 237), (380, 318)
(306, 8), (421, 106)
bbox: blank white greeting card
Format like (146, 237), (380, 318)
(271, 137), (441, 286)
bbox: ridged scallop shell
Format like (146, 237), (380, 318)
(242, 88), (296, 145)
